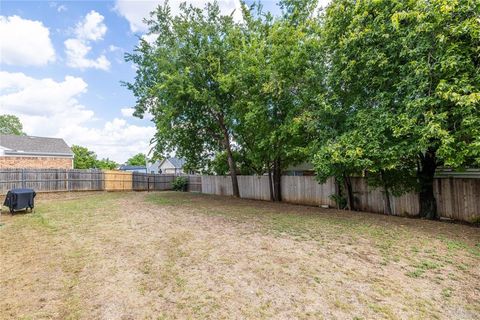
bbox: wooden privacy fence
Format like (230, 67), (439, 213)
(0, 169), (200, 194)
(0, 169), (104, 194)
(131, 173), (202, 192)
(1, 169), (478, 222)
(200, 175), (480, 222)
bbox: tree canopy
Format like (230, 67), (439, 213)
(312, 0), (480, 218)
(0, 114), (24, 135)
(124, 0), (480, 218)
(125, 1), (243, 196)
(126, 153), (147, 166)
(72, 145), (118, 170)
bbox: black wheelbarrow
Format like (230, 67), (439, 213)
(3, 188), (36, 214)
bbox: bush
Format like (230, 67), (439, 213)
(329, 194), (347, 210)
(172, 176), (188, 191)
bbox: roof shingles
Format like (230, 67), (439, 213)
(0, 135), (73, 156)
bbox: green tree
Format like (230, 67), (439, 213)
(0, 114), (24, 135)
(208, 150), (256, 175)
(232, 0), (319, 201)
(313, 0), (480, 218)
(125, 2), (242, 196)
(126, 153), (147, 166)
(96, 158), (118, 170)
(71, 145), (98, 169)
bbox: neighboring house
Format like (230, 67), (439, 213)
(148, 157), (187, 174)
(0, 134), (74, 169)
(118, 165), (147, 173)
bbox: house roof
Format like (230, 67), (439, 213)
(164, 157), (185, 168)
(0, 134), (73, 156)
(119, 165), (146, 171)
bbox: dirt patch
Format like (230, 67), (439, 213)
(1, 191), (479, 319)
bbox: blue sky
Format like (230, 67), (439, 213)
(0, 1), (326, 162)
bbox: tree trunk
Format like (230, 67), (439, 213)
(272, 158), (282, 202)
(343, 174), (355, 211)
(268, 168), (274, 201)
(334, 179), (342, 209)
(418, 149), (438, 219)
(225, 144), (240, 198)
(380, 170), (392, 215)
(218, 116), (240, 198)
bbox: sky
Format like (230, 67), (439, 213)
(0, 0), (329, 163)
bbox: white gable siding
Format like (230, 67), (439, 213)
(159, 159), (184, 174)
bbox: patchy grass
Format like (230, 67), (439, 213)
(1, 191), (479, 319)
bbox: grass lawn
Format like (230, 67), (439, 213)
(1, 191), (479, 319)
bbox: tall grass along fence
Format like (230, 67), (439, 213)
(201, 175), (480, 223)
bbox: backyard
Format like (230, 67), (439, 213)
(1, 191), (479, 319)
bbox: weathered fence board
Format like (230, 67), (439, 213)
(187, 175), (202, 192)
(132, 173), (201, 192)
(0, 169), (104, 194)
(282, 176), (336, 207)
(133, 173), (175, 191)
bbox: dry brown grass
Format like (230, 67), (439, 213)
(0, 191), (479, 320)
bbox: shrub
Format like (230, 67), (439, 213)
(329, 194), (347, 209)
(172, 176), (188, 191)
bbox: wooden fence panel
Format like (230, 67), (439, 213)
(201, 176), (233, 196)
(132, 173), (177, 191)
(435, 178), (480, 221)
(104, 170), (132, 191)
(132, 172), (148, 191)
(0, 168), (103, 194)
(282, 176), (336, 207)
(238, 176), (270, 200)
(187, 175), (202, 192)
(0, 169), (23, 194)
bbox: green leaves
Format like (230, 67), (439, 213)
(72, 145), (118, 170)
(126, 153), (147, 166)
(310, 0), (479, 216)
(0, 114), (24, 136)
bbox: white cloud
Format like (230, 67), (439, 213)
(64, 10), (110, 71)
(115, 0), (243, 32)
(121, 107), (153, 121)
(0, 15), (55, 66)
(121, 107), (135, 117)
(0, 71), (155, 162)
(108, 45), (122, 52)
(75, 10), (107, 41)
(50, 2), (67, 12)
(64, 39), (110, 70)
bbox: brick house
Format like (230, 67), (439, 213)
(0, 134), (74, 169)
